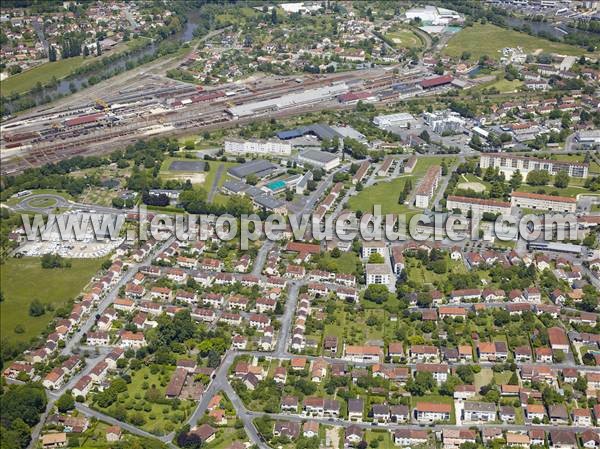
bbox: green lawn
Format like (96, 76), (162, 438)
(515, 184), (589, 198)
(316, 252), (360, 275)
(348, 176), (416, 215)
(474, 368), (494, 390)
(0, 257), (104, 345)
(443, 23), (590, 61)
(365, 430), (398, 449)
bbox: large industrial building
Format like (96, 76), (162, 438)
(224, 138), (292, 156)
(480, 153), (589, 179)
(373, 113), (415, 130)
(227, 160), (279, 181)
(576, 130), (600, 148)
(226, 84), (348, 119)
(297, 150), (340, 171)
(415, 165), (442, 208)
(446, 195), (512, 216)
(510, 191), (577, 213)
(405, 5), (462, 24)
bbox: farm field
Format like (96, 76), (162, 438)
(443, 23), (588, 61)
(0, 257), (104, 345)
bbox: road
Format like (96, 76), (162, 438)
(61, 236), (175, 356)
(207, 164), (225, 203)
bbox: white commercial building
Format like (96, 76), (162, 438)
(447, 195), (512, 216)
(423, 110), (465, 134)
(373, 112), (414, 130)
(511, 192), (577, 213)
(480, 153), (589, 178)
(297, 150), (340, 171)
(224, 138), (292, 156)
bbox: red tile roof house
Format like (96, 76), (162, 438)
(409, 345), (439, 362)
(43, 367), (66, 390)
(415, 363), (449, 385)
(388, 342), (404, 359)
(548, 326), (570, 353)
(477, 341), (508, 362)
(414, 402), (451, 423)
(343, 345), (383, 363)
(191, 424), (216, 444)
(249, 313), (271, 329)
(119, 331), (146, 349)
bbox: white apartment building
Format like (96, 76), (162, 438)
(415, 165), (442, 208)
(224, 138), (292, 156)
(480, 153), (588, 178)
(365, 263), (393, 286)
(447, 195), (512, 216)
(361, 241), (387, 259)
(511, 192), (577, 213)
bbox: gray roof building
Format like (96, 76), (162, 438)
(228, 160), (278, 180)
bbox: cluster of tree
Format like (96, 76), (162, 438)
(0, 383), (47, 449)
(41, 253), (71, 269)
(29, 298), (46, 317)
(58, 32), (87, 59)
(397, 178), (413, 205)
(526, 169), (550, 186)
(343, 138), (368, 159)
(111, 197), (136, 209)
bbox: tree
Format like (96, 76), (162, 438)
(509, 170), (522, 190)
(363, 284), (389, 304)
(526, 170), (550, 186)
(29, 299), (45, 317)
(419, 130), (430, 143)
(368, 253), (384, 263)
(56, 392), (75, 413)
(554, 170), (569, 188)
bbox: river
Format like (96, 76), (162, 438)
(505, 16), (597, 40)
(3, 15), (199, 114)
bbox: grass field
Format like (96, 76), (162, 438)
(348, 177), (416, 215)
(443, 23), (588, 61)
(385, 29), (422, 48)
(2, 37), (151, 96)
(0, 257), (103, 344)
(476, 78), (523, 93)
(406, 256), (467, 285)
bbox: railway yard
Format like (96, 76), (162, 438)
(0, 64), (435, 175)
